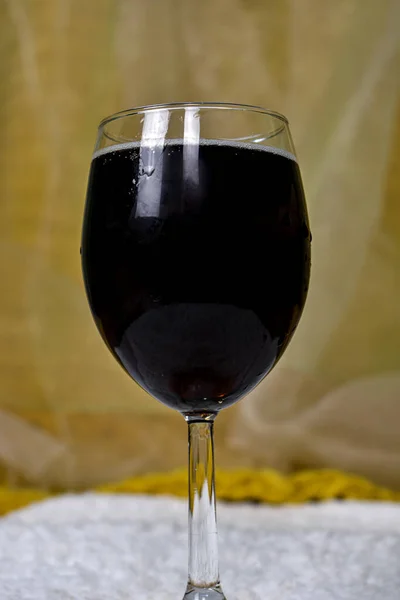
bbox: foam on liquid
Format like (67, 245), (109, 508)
(92, 138), (297, 163)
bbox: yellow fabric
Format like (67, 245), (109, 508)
(0, 469), (399, 517)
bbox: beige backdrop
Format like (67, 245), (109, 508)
(0, 0), (399, 489)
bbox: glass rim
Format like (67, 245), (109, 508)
(99, 102), (289, 129)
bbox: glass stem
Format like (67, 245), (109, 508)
(186, 416), (220, 589)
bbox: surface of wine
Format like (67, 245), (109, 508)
(82, 140), (311, 414)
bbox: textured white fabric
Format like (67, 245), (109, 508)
(0, 494), (399, 599)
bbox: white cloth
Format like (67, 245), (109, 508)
(0, 494), (399, 599)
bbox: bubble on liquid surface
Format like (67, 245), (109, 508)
(141, 165), (155, 177)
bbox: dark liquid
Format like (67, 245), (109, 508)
(82, 141), (311, 415)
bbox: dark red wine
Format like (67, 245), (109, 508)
(82, 140), (311, 415)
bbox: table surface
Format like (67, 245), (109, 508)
(0, 494), (399, 600)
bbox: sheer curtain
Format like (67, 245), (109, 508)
(0, 0), (399, 488)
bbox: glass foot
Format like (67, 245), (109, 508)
(183, 583), (227, 600)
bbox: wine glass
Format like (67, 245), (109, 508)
(81, 102), (311, 599)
